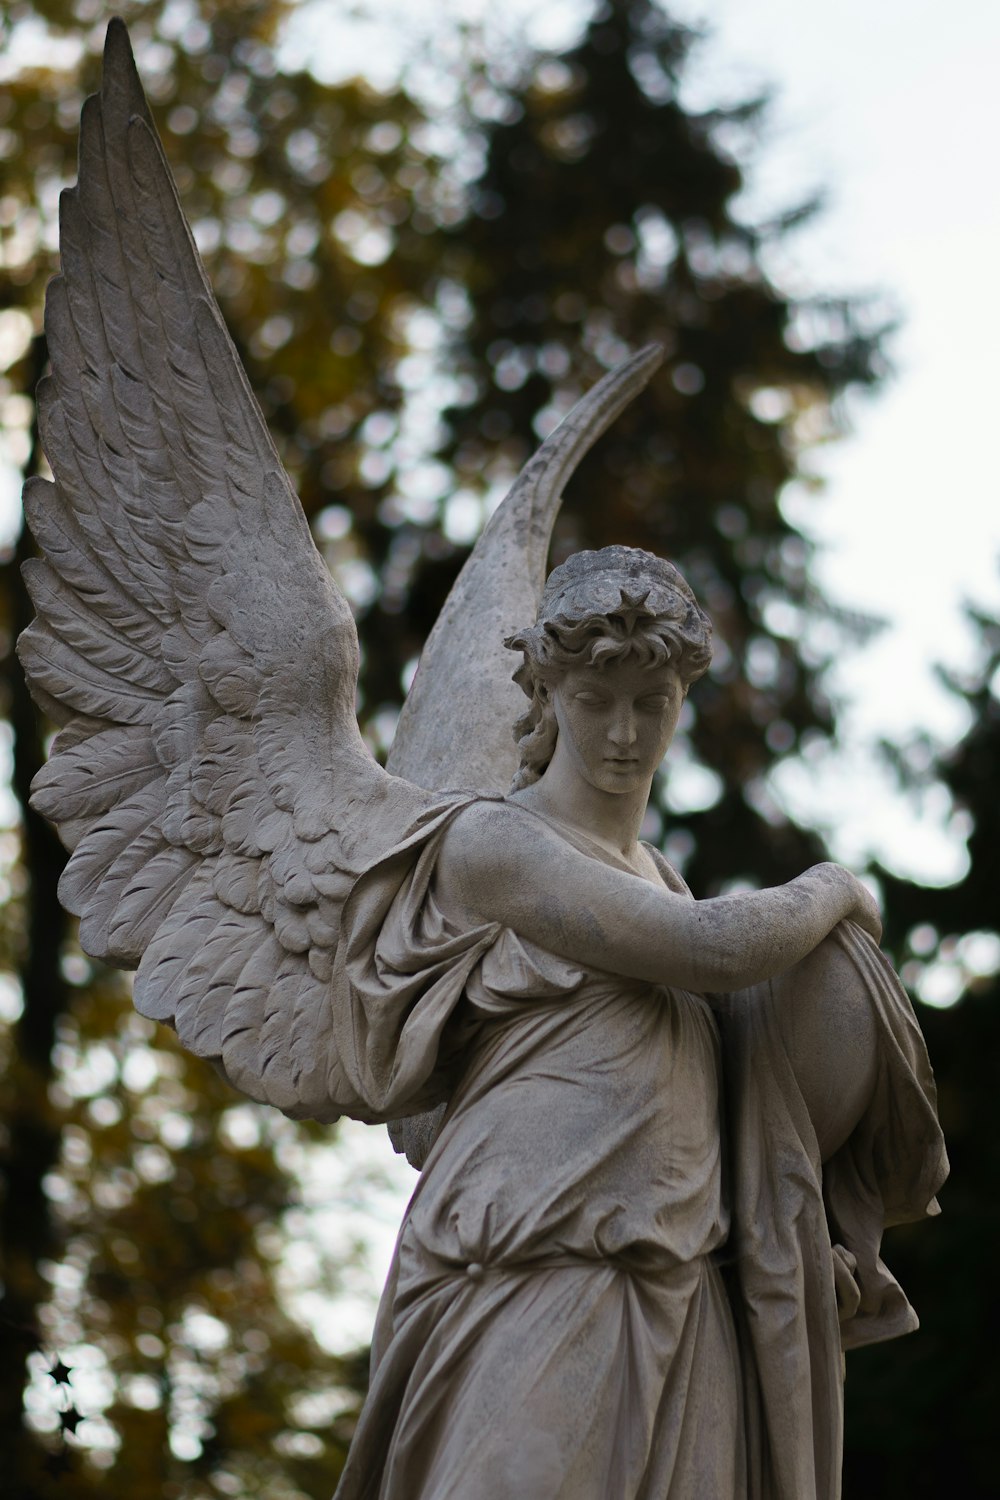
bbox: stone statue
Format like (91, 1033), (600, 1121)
(19, 21), (946, 1500)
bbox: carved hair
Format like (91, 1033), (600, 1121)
(505, 546), (713, 791)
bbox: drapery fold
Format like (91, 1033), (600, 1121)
(718, 921), (947, 1499)
(330, 805), (946, 1500)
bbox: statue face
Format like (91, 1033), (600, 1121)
(547, 657), (684, 795)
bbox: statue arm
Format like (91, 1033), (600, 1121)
(438, 802), (878, 994)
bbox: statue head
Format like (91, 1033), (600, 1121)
(505, 546), (713, 791)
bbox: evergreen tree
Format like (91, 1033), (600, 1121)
(387, 0), (889, 896)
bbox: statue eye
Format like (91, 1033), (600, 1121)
(638, 694), (670, 711)
(573, 690), (605, 705)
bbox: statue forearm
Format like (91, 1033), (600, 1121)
(439, 803), (878, 994)
(676, 865), (874, 993)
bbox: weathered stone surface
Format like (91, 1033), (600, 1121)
(19, 21), (947, 1500)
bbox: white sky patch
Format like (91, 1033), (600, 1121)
(666, 0), (1000, 874)
(5, 0), (991, 878)
(282, 0), (587, 90)
(277, 1120), (415, 1353)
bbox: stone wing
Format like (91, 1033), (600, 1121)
(18, 20), (435, 1121)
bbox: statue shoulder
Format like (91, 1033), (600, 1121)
(435, 797), (557, 920)
(438, 796), (531, 870)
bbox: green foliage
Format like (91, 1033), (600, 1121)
(15, 976), (363, 1499)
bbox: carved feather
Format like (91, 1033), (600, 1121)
(18, 19), (436, 1124)
(21, 20), (661, 1142)
(30, 724), (159, 822)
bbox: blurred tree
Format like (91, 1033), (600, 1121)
(1, 0), (897, 1494)
(0, 1), (444, 1494)
(378, 0), (891, 898)
(842, 601), (1000, 1499)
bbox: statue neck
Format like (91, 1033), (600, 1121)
(511, 755), (650, 861)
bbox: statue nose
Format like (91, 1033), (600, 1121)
(608, 712), (637, 747)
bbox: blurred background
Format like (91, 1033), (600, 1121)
(0, 1), (996, 1495)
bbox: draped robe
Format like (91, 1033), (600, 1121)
(330, 798), (947, 1500)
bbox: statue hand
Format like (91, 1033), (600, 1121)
(817, 863), (882, 945)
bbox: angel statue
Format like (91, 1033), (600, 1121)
(18, 20), (946, 1500)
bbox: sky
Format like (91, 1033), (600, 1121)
(665, 0), (1000, 881)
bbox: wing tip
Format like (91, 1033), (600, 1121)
(632, 342), (666, 377)
(103, 16), (137, 80)
(103, 16), (151, 126)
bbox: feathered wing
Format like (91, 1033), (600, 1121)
(18, 19), (438, 1121)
